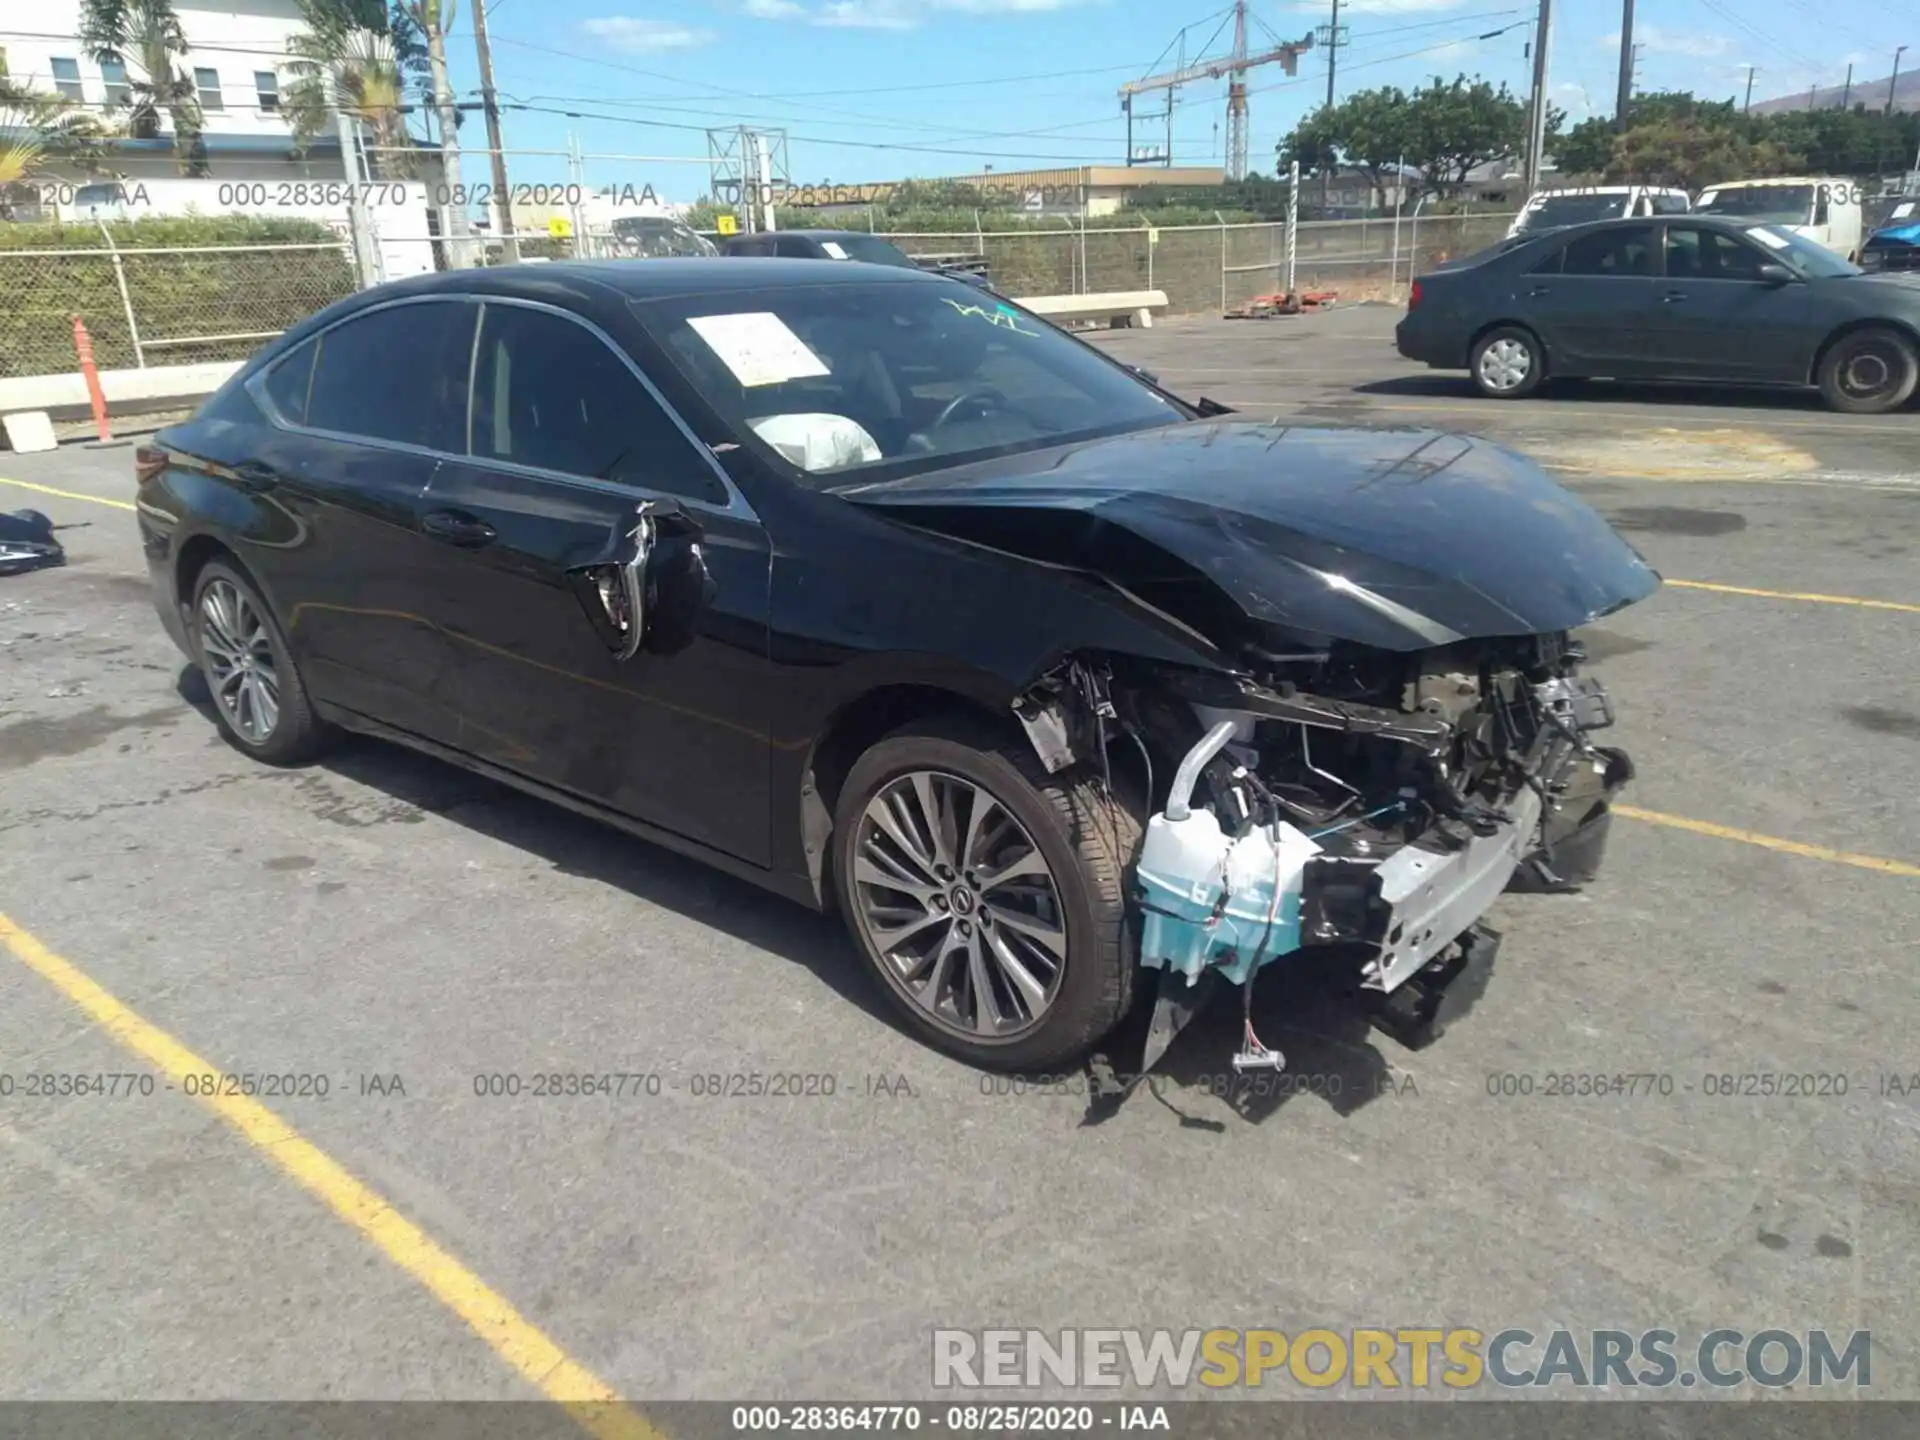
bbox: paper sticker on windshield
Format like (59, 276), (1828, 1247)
(1895, 202), (1917, 219)
(820, 241), (849, 259)
(1747, 227), (1789, 250)
(687, 312), (831, 387)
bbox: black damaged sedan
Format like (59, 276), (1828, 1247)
(1397, 215), (1920, 414)
(137, 259), (1657, 1073)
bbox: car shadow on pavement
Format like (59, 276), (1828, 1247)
(174, 668), (894, 1030)
(1355, 374), (1835, 412)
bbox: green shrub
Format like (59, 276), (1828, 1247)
(0, 214), (358, 377)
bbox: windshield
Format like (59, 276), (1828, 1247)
(1743, 223), (1862, 277)
(822, 234), (919, 268)
(1697, 185), (1815, 225)
(641, 279), (1186, 484)
(1519, 193), (1631, 230)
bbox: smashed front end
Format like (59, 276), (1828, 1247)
(1016, 635), (1634, 1071)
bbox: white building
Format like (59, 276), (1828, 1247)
(2, 0), (349, 182)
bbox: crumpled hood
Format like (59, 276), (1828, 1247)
(834, 420), (1661, 651)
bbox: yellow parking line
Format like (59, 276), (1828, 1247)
(1614, 807), (1920, 878)
(0, 910), (663, 1440)
(0, 474), (136, 512)
(1664, 579), (1920, 614)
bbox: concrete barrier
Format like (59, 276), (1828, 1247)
(1015, 290), (1169, 329)
(0, 359), (241, 435)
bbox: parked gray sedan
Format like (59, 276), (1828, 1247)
(1396, 215), (1920, 414)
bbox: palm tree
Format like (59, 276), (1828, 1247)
(79, 0), (207, 176)
(0, 77), (112, 216)
(283, 1), (429, 178)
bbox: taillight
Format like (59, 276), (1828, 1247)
(134, 443), (167, 487)
(1408, 279), (1424, 310)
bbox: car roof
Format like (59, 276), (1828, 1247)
(764, 229), (900, 242)
(1700, 176), (1837, 188)
(361, 255), (942, 301)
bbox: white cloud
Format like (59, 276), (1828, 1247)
(742, 0), (805, 16)
(1600, 24), (1730, 60)
(580, 17), (716, 51)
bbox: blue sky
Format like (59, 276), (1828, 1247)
(436, 0), (1912, 198)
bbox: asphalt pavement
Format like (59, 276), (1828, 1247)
(1, 305), (1917, 1420)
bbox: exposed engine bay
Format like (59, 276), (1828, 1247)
(1012, 634), (1634, 1074)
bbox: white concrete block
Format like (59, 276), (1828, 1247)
(1, 411), (59, 453)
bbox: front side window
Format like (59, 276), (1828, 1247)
(641, 278), (1186, 483)
(1559, 225), (1656, 278)
(1743, 224), (1862, 278)
(468, 303), (727, 505)
(305, 300), (475, 451)
(1666, 226), (1771, 281)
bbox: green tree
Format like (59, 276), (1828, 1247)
(0, 76), (111, 212)
(1275, 104), (1341, 180)
(283, 1), (427, 176)
(1606, 116), (1802, 189)
(79, 0), (206, 175)
(1394, 77), (1532, 196)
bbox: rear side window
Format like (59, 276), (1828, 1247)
(775, 235), (818, 258)
(1560, 225), (1656, 278)
(468, 302), (727, 504)
(261, 339), (316, 424)
(305, 299), (476, 451)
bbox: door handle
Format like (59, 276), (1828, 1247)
(1527, 286), (1553, 297)
(420, 509), (497, 547)
(1661, 292), (1689, 304)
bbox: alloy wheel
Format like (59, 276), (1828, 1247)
(850, 770), (1068, 1041)
(199, 579), (281, 746)
(1478, 337), (1533, 392)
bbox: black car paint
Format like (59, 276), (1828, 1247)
(1396, 215), (1920, 387)
(143, 256), (1648, 914)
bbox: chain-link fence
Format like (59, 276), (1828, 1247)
(0, 205), (1517, 380)
(0, 234), (358, 378)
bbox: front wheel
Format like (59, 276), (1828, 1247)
(831, 721), (1141, 1072)
(1818, 327), (1919, 414)
(1469, 325), (1545, 399)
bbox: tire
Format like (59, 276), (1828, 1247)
(1817, 327), (1919, 414)
(1469, 325), (1545, 399)
(190, 559), (334, 765)
(831, 718), (1141, 1072)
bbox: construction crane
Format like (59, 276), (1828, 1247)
(1118, 2), (1314, 181)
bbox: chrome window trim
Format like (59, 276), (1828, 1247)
(244, 291), (759, 524)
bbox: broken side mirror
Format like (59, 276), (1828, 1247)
(569, 498), (711, 660)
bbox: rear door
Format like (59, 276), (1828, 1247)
(413, 298), (776, 865)
(241, 296), (478, 742)
(1650, 223), (1817, 380)
(1520, 225), (1661, 376)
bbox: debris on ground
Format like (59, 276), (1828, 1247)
(1224, 289), (1340, 319)
(0, 510), (66, 577)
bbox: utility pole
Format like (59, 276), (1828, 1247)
(1841, 62), (1853, 110)
(470, 0), (518, 263)
(1890, 46), (1908, 115)
(1744, 65), (1757, 114)
(331, 69), (378, 288)
(1523, 0), (1553, 195)
(1318, 0), (1345, 210)
(421, 0), (473, 267)
(1614, 0), (1635, 124)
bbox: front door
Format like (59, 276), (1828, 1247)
(1651, 223), (1817, 381)
(1522, 223), (1661, 377)
(413, 298), (776, 866)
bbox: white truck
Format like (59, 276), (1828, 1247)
(1506, 184), (1693, 239)
(1692, 177), (1865, 261)
(56, 176), (440, 280)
